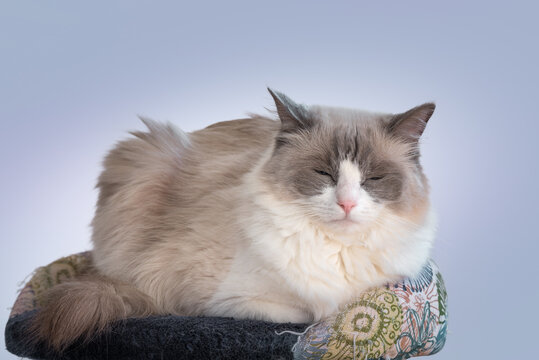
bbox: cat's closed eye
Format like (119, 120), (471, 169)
(314, 169), (334, 181)
(361, 176), (385, 185)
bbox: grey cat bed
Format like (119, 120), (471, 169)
(6, 310), (305, 359)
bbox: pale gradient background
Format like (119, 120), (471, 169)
(2, 1), (538, 359)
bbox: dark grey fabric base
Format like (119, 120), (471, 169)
(5, 310), (308, 360)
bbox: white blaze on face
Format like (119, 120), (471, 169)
(336, 159), (361, 215)
(333, 159), (381, 225)
(309, 159), (382, 229)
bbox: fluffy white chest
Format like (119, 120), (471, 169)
(208, 211), (400, 321)
(253, 216), (387, 313)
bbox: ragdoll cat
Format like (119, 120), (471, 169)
(32, 88), (437, 351)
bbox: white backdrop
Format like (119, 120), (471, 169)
(2, 1), (538, 358)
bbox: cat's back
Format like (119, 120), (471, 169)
(92, 116), (278, 277)
(197, 116), (278, 149)
(171, 116), (277, 200)
(186, 116), (278, 185)
(96, 116), (277, 207)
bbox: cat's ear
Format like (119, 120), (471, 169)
(268, 88), (312, 132)
(387, 103), (435, 142)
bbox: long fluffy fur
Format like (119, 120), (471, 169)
(32, 97), (436, 351)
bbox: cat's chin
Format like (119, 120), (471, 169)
(323, 218), (366, 235)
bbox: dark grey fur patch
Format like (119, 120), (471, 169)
(360, 163), (404, 202)
(268, 88), (315, 148)
(331, 128), (404, 202)
(387, 103), (435, 142)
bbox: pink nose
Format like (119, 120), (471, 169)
(338, 200), (357, 214)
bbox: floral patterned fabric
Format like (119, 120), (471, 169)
(294, 260), (447, 359)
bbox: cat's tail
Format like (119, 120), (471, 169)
(28, 273), (158, 352)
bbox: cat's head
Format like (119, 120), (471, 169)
(261, 88), (434, 236)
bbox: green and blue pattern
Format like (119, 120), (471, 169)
(294, 260), (447, 359)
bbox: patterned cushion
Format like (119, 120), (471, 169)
(293, 261), (448, 359)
